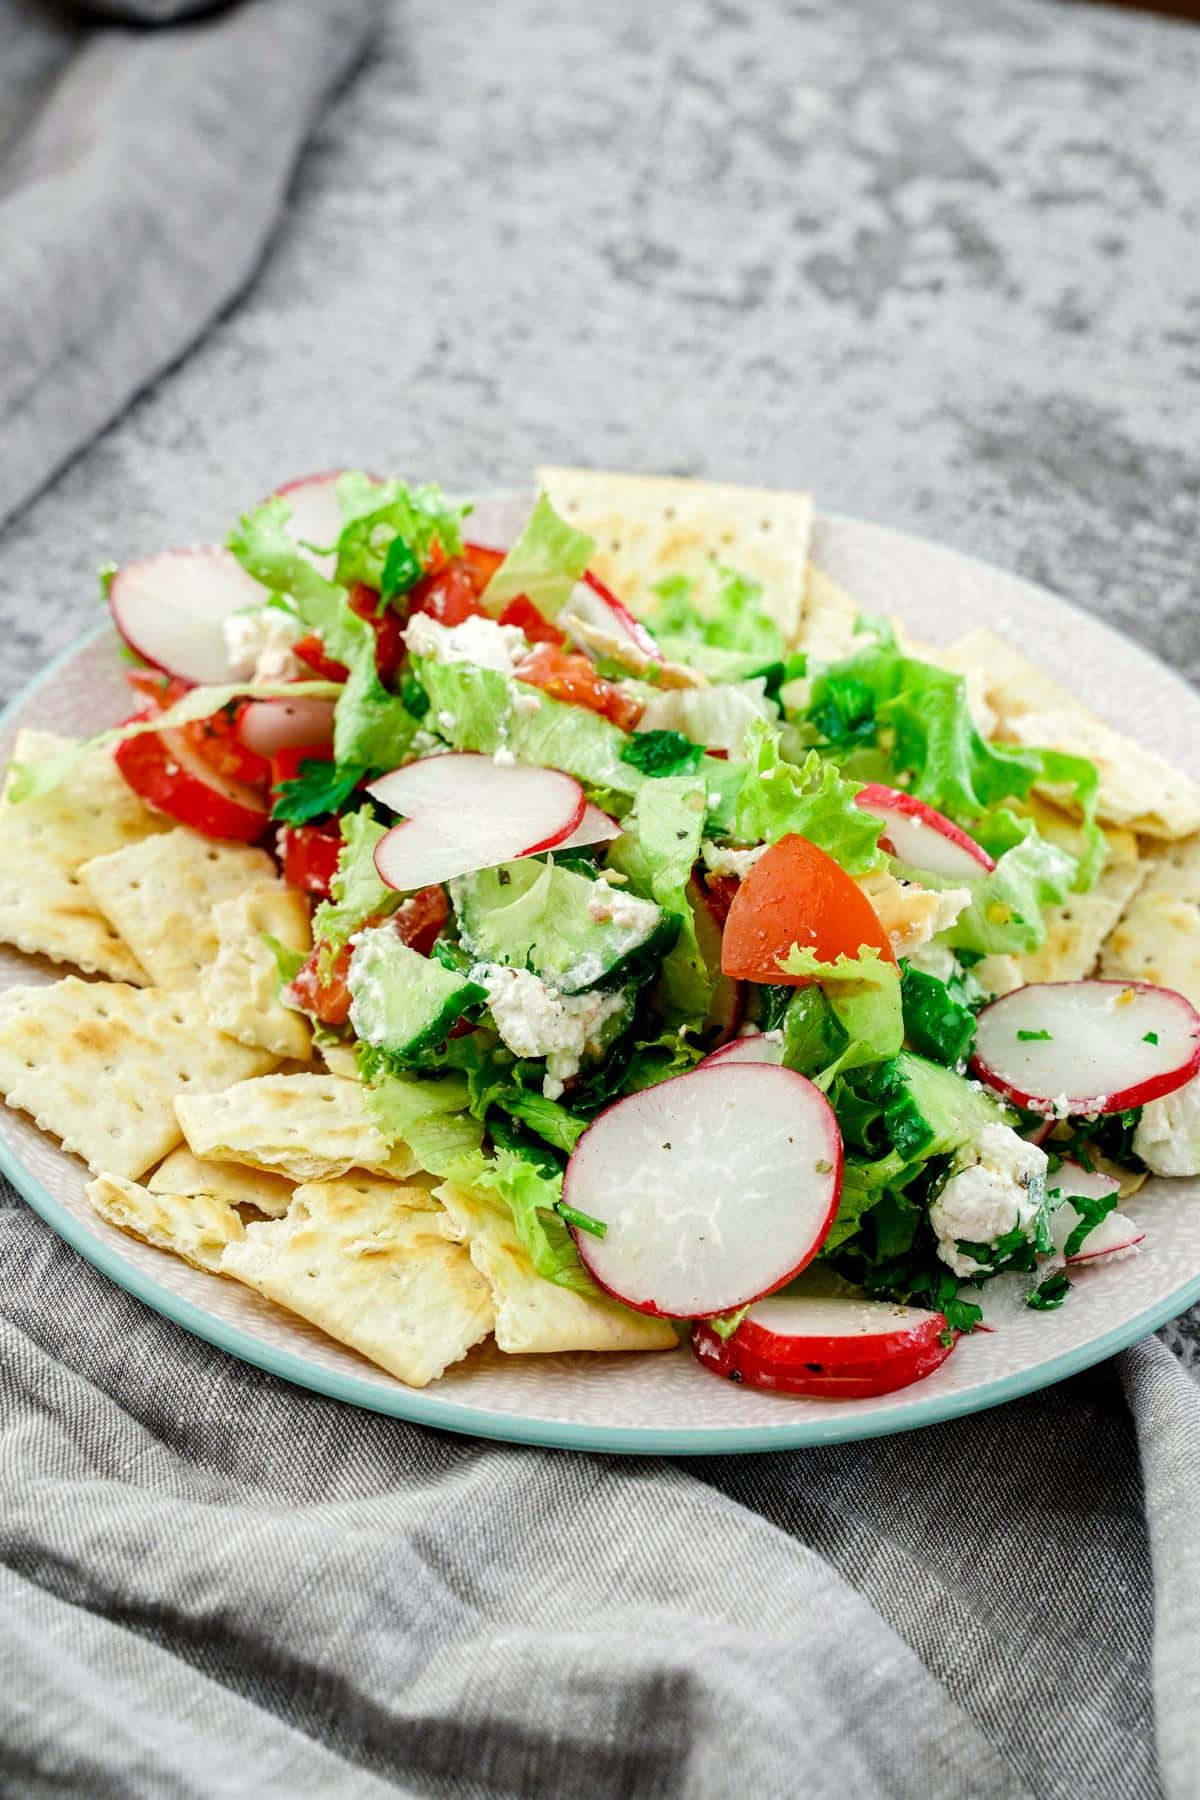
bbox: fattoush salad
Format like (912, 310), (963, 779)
(1, 467), (1199, 1399)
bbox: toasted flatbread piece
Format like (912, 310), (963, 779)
(436, 1181), (678, 1355)
(1100, 835), (1200, 1009)
(80, 830), (275, 990)
(536, 467), (811, 640)
(222, 1177), (493, 1387)
(0, 729), (164, 980)
(201, 883), (312, 1061)
(0, 979), (275, 1179)
(941, 628), (1200, 840)
(176, 1074), (418, 1183)
(319, 1039), (360, 1080)
(87, 1172), (244, 1273)
(149, 1146), (294, 1219)
(857, 869), (970, 960)
(1018, 820), (1145, 984)
(794, 564), (863, 665)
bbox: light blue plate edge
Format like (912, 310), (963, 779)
(2, 561), (1198, 1456)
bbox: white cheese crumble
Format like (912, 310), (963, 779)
(857, 870), (971, 960)
(437, 711), (457, 732)
(403, 612), (528, 673)
(493, 746), (516, 767)
(472, 963), (626, 1099)
(929, 1122), (1049, 1277)
(585, 878), (659, 935)
(701, 841), (767, 880)
(1134, 1071), (1200, 1176)
(512, 690), (542, 715)
(222, 607), (304, 682)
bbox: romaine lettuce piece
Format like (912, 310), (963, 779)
(734, 720), (885, 877)
(651, 566), (786, 664)
(774, 944), (904, 1082)
(482, 493), (595, 618)
(607, 776), (711, 1023)
(360, 1068), (486, 1174)
(445, 1149), (600, 1296)
(311, 807), (399, 953)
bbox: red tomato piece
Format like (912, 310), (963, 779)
(461, 541), (506, 589)
(280, 822), (342, 898)
(347, 583), (408, 684)
(701, 872), (740, 929)
(293, 633), (349, 682)
(269, 742), (334, 794)
(288, 888), (450, 1025)
(125, 668), (191, 707)
(114, 714), (269, 842)
(405, 562), (488, 630)
(498, 595), (567, 647)
(513, 644), (644, 732)
(721, 834), (895, 985)
(126, 671), (271, 787)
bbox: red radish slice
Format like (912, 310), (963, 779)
(563, 571), (662, 659)
(369, 754), (586, 890)
(557, 802), (622, 850)
(705, 1030), (784, 1066)
(564, 1063), (843, 1318)
(971, 979), (1200, 1116)
(1049, 1162), (1145, 1264)
(854, 783), (995, 879)
(109, 548), (267, 686)
(114, 719), (268, 842)
(237, 698), (336, 755)
(694, 1296), (956, 1398)
(274, 472), (349, 578)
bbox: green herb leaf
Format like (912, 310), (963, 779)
(1017, 1028), (1053, 1042)
(557, 1201), (607, 1239)
(1027, 1271), (1071, 1311)
(619, 730), (705, 778)
(271, 758), (366, 825)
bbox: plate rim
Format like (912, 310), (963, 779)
(2, 517), (1197, 1455)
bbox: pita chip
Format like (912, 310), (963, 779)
(1100, 834), (1200, 1010)
(149, 1145), (294, 1219)
(176, 1073), (419, 1182)
(86, 1172), (243, 1273)
(201, 883), (313, 1061)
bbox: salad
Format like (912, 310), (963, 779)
(1, 465), (1199, 1400)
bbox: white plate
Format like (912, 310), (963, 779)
(2, 498), (1197, 1454)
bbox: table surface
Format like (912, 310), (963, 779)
(1, 0), (1197, 1363)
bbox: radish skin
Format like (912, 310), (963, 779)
(369, 754), (587, 890)
(854, 783), (995, 880)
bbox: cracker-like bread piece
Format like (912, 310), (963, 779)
(318, 1039), (359, 1080)
(176, 1074), (418, 1182)
(435, 1181), (678, 1355)
(1100, 835), (1200, 1009)
(0, 979), (276, 1179)
(0, 729), (165, 980)
(1018, 820), (1145, 985)
(148, 1146), (294, 1219)
(794, 564), (863, 665)
(536, 467), (811, 640)
(939, 628), (1200, 840)
(201, 883), (312, 1061)
(86, 1172), (244, 1273)
(80, 829), (276, 990)
(221, 1176), (494, 1387)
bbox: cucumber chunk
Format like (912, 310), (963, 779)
(348, 926), (485, 1060)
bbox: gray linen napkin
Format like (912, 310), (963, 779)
(0, 0), (379, 530)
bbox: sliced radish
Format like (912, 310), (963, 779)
(704, 1030), (784, 1067)
(562, 571), (662, 660)
(1049, 1162), (1145, 1264)
(557, 802), (622, 851)
(237, 697), (336, 755)
(274, 472), (349, 579)
(971, 979), (1200, 1116)
(854, 783), (995, 880)
(369, 753), (586, 890)
(564, 1062), (843, 1318)
(694, 1296), (955, 1398)
(109, 547), (268, 687)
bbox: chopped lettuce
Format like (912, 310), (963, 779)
(331, 473), (465, 593)
(607, 776), (711, 1023)
(734, 720), (885, 876)
(311, 807), (398, 953)
(651, 566), (786, 665)
(441, 1150), (600, 1296)
(361, 1068), (486, 1174)
(774, 945), (904, 1083)
(482, 492), (595, 618)
(942, 829), (1077, 956)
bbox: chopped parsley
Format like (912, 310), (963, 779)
(271, 758), (367, 825)
(1017, 1028), (1053, 1042)
(1142, 1031), (1159, 1046)
(620, 730), (705, 778)
(1027, 1271), (1071, 1311)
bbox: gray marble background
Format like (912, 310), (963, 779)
(1, 0), (1198, 1353)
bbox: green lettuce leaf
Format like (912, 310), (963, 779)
(440, 1150), (600, 1296)
(734, 720), (885, 876)
(651, 566), (786, 665)
(360, 1068), (485, 1175)
(943, 829), (1078, 956)
(774, 944), (904, 1083)
(6, 678), (340, 803)
(607, 776), (711, 1023)
(482, 493), (595, 618)
(311, 807), (398, 953)
(331, 474), (465, 593)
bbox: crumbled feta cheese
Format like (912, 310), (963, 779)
(437, 711), (457, 732)
(906, 940), (959, 984)
(472, 963), (626, 1098)
(701, 841), (767, 880)
(222, 606), (303, 682)
(404, 612), (528, 673)
(857, 870), (970, 960)
(493, 746), (516, 767)
(930, 1122), (1048, 1277)
(1050, 1093), (1071, 1120)
(585, 878), (659, 934)
(1134, 1071), (1200, 1176)
(512, 690), (542, 715)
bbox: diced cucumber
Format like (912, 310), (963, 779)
(451, 859), (677, 994)
(856, 1051), (1011, 1163)
(348, 927), (485, 1060)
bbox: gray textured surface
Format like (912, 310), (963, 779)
(3, 2), (1200, 1793)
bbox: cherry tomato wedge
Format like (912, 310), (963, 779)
(721, 834), (895, 985)
(513, 644), (644, 732)
(461, 541), (506, 588)
(348, 583), (407, 684)
(287, 889), (449, 1026)
(293, 633), (349, 682)
(405, 561), (488, 630)
(114, 714), (269, 842)
(125, 671), (271, 786)
(498, 595), (567, 647)
(280, 822), (343, 898)
(269, 742), (334, 794)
